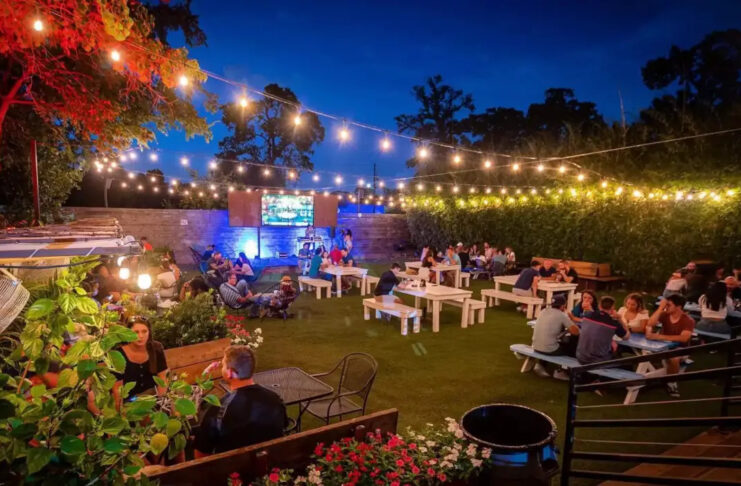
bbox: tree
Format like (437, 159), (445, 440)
(525, 88), (606, 141)
(395, 75), (475, 174)
(215, 83), (325, 187)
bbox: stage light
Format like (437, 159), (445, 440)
(537, 164), (544, 172)
(380, 138), (391, 151)
(483, 160), (492, 169)
(33, 19), (44, 32)
(209, 160), (218, 169)
(418, 147), (429, 159)
(180, 157), (189, 166)
(119, 268), (130, 280)
(312, 174), (320, 182)
(149, 153), (158, 161)
(178, 75), (189, 87)
(110, 49), (121, 62)
(335, 176), (343, 184)
(137, 273), (152, 290)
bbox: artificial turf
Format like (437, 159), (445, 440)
(217, 264), (729, 483)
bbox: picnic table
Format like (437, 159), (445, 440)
(494, 274), (579, 309)
(322, 265), (368, 298)
(684, 302), (741, 319)
(394, 283), (472, 332)
(253, 367), (333, 431)
(405, 261), (462, 288)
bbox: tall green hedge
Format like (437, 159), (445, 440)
(405, 194), (741, 287)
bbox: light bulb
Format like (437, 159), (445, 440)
(119, 268), (130, 280)
(486, 187), (492, 194)
(198, 191), (204, 197)
(537, 164), (544, 172)
(110, 49), (121, 62)
(559, 166), (566, 174)
(178, 75), (189, 87)
(512, 163), (520, 171)
(153, 187), (159, 193)
(577, 173), (585, 182)
(239, 97), (248, 108)
(180, 157), (189, 166)
(500, 188), (507, 194)
(128, 152), (137, 160)
(453, 154), (461, 164)
(418, 147), (429, 159)
(397, 182), (405, 189)
(339, 128), (350, 141)
(335, 176), (343, 184)
(379, 181), (385, 188)
(121, 182), (127, 188)
(228, 186), (234, 192)
(484, 160), (492, 169)
(288, 170), (296, 179)
(294, 114), (302, 126)
(213, 193), (219, 199)
(601, 180), (608, 188)
(209, 184), (216, 190)
(237, 166), (245, 173)
(150, 176), (156, 182)
(172, 179), (178, 186)
(436, 185), (442, 192)
(416, 183), (424, 191)
(468, 187), (475, 193)
(149, 153), (158, 161)
(453, 186), (459, 193)
(381, 138), (391, 151)
(312, 174), (320, 182)
(358, 178), (365, 186)
(209, 160), (218, 169)
(137, 184), (143, 191)
(33, 19), (44, 31)
(168, 188), (174, 194)
(137, 273), (152, 290)
(323, 191), (329, 196)
(263, 168), (271, 176)
(128, 172), (135, 179)
(116, 256), (126, 267)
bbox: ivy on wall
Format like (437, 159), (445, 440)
(405, 193), (741, 287)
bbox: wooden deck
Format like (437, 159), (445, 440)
(601, 428), (741, 485)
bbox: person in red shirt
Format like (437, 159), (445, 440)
(140, 236), (154, 252)
(646, 293), (695, 398)
(329, 244), (343, 265)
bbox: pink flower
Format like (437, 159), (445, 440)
(411, 466), (420, 475)
(427, 468), (436, 477)
(268, 473), (279, 482)
(395, 459), (405, 467)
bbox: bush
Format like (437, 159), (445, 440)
(406, 193), (741, 287)
(152, 292), (227, 349)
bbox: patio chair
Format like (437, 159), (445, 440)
(304, 352), (378, 424)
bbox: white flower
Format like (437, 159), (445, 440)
(454, 429), (464, 439)
(294, 476), (307, 484)
(254, 327), (262, 333)
(453, 443), (462, 451)
(440, 460), (453, 469)
(257, 336), (264, 343)
(426, 440), (436, 448)
(481, 448), (492, 459)
(416, 434), (426, 441)
(471, 459), (483, 468)
(428, 459), (437, 465)
(419, 446), (428, 453)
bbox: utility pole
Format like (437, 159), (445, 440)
(29, 140), (41, 226)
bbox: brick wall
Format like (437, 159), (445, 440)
(67, 207), (410, 263)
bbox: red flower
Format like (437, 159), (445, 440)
(229, 473), (240, 479)
(334, 465), (343, 473)
(408, 443), (417, 450)
(268, 473), (279, 482)
(437, 473), (447, 482)
(395, 459), (405, 467)
(427, 468), (436, 477)
(325, 454), (333, 461)
(411, 466), (420, 475)
(314, 443), (324, 455)
(391, 481), (400, 486)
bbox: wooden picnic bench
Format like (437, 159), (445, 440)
(164, 338), (231, 384)
(509, 344), (645, 404)
(532, 256), (625, 290)
(144, 409), (399, 485)
(481, 288), (543, 319)
(362, 298), (421, 336)
(441, 297), (486, 328)
(297, 276), (332, 299)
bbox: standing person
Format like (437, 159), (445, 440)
(696, 281), (733, 335)
(576, 296), (630, 364)
(646, 294), (695, 397)
(343, 229), (354, 256)
(194, 346), (286, 455)
(531, 295), (580, 379)
(305, 224), (315, 238)
(297, 243), (312, 275)
(334, 228), (346, 251)
(617, 293), (650, 333)
(155, 260), (178, 300)
(114, 317), (168, 402)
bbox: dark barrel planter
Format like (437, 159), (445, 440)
(460, 403), (559, 485)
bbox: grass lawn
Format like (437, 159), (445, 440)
(206, 264), (728, 483)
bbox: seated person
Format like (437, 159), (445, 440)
(504, 246), (517, 270)
(422, 254), (438, 283)
(208, 251), (232, 281)
(725, 276), (741, 301)
(264, 276), (297, 317)
(684, 269), (709, 303)
(483, 242), (494, 263)
(513, 260), (541, 300)
(233, 252), (255, 281)
(456, 243), (470, 269)
(696, 281), (733, 335)
(663, 268), (688, 298)
(201, 244), (215, 261)
(162, 251), (182, 281)
(576, 296), (630, 365)
(419, 245), (430, 263)
(114, 317), (168, 402)
(646, 294), (695, 397)
(569, 290), (597, 323)
(194, 346), (286, 455)
(375, 263), (401, 298)
(140, 236), (154, 252)
(179, 276), (210, 301)
(539, 259), (557, 280)
(219, 273), (263, 311)
(555, 260), (578, 284)
(155, 261), (178, 300)
(308, 248), (330, 280)
(329, 244), (343, 265)
(617, 293), (649, 333)
(443, 246), (461, 286)
(340, 249), (354, 266)
(532, 295), (580, 380)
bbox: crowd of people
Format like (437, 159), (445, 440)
(415, 242), (517, 286)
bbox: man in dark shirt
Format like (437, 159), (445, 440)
(194, 346), (286, 455)
(456, 243), (470, 269)
(201, 244), (215, 261)
(556, 260), (578, 284)
(375, 263), (401, 296)
(646, 293), (695, 397)
(576, 296), (629, 364)
(514, 260), (541, 297)
(539, 259), (557, 279)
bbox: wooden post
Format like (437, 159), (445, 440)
(29, 140), (40, 226)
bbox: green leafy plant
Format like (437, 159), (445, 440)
(151, 292), (227, 349)
(0, 257), (220, 485)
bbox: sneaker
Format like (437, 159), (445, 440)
(553, 369), (570, 381)
(533, 363), (551, 379)
(666, 382), (680, 398)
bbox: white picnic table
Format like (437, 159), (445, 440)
(394, 283), (472, 332)
(493, 274), (578, 309)
(322, 265), (368, 298)
(405, 261), (462, 288)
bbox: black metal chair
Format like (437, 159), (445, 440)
(304, 353), (378, 424)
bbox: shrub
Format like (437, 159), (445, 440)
(151, 292), (227, 349)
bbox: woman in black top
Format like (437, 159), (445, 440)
(114, 317), (168, 401)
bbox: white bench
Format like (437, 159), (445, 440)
(481, 289), (543, 319)
(361, 275), (380, 296)
(362, 298), (421, 336)
(442, 298), (486, 328)
(509, 344), (645, 404)
(298, 276), (332, 299)
(460, 272), (471, 288)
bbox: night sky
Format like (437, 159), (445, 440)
(133, 0), (741, 187)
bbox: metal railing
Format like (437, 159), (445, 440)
(561, 338), (741, 485)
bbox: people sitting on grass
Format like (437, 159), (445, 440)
(179, 276), (210, 301)
(646, 293), (695, 397)
(375, 263), (402, 297)
(513, 260), (541, 311)
(532, 295), (580, 380)
(233, 252), (255, 281)
(539, 259), (557, 280)
(617, 293), (649, 333)
(263, 276), (298, 318)
(696, 281), (733, 335)
(569, 290), (597, 323)
(194, 346), (287, 455)
(576, 296), (630, 365)
(219, 273), (263, 312)
(663, 268), (689, 298)
(113, 317), (168, 403)
(155, 260), (178, 300)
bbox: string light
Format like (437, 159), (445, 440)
(727, 189), (735, 196)
(537, 164), (545, 172)
(110, 49), (121, 62)
(263, 168), (270, 176)
(358, 178), (365, 186)
(128, 152), (137, 160)
(615, 186), (624, 195)
(323, 190), (329, 196)
(239, 96), (249, 108)
(379, 181), (385, 188)
(294, 113), (302, 126)
(483, 160), (492, 169)
(237, 166), (245, 173)
(209, 160), (218, 169)
(512, 163), (520, 172)
(168, 188), (174, 194)
(288, 170), (296, 180)
(198, 191), (204, 197)
(119, 154), (127, 162)
(577, 173), (585, 182)
(171, 179), (178, 186)
(417, 147), (429, 159)
(149, 153), (158, 161)
(335, 175), (343, 185)
(190, 182), (196, 188)
(397, 182), (405, 190)
(558, 165), (566, 174)
(121, 182), (127, 188)
(178, 75), (189, 87)
(32, 19), (44, 32)
(380, 137), (392, 151)
(485, 187), (492, 194)
(150, 176), (156, 182)
(530, 188), (537, 195)
(153, 187), (159, 193)
(209, 184), (216, 190)
(184, 190), (190, 196)
(110, 162), (118, 169)
(468, 187), (476, 194)
(312, 174), (320, 182)
(500, 188), (507, 194)
(601, 180), (608, 188)
(516, 189), (522, 195)
(213, 193), (219, 199)
(128, 172), (135, 179)
(180, 157), (189, 166)
(453, 154), (462, 164)
(339, 127), (350, 142)
(453, 186), (459, 193)
(436, 185), (442, 192)
(137, 184), (143, 191)
(416, 183), (424, 191)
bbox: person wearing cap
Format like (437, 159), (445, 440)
(531, 295), (580, 380)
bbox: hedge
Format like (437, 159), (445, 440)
(405, 193), (741, 288)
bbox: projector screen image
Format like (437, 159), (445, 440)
(261, 194), (314, 226)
